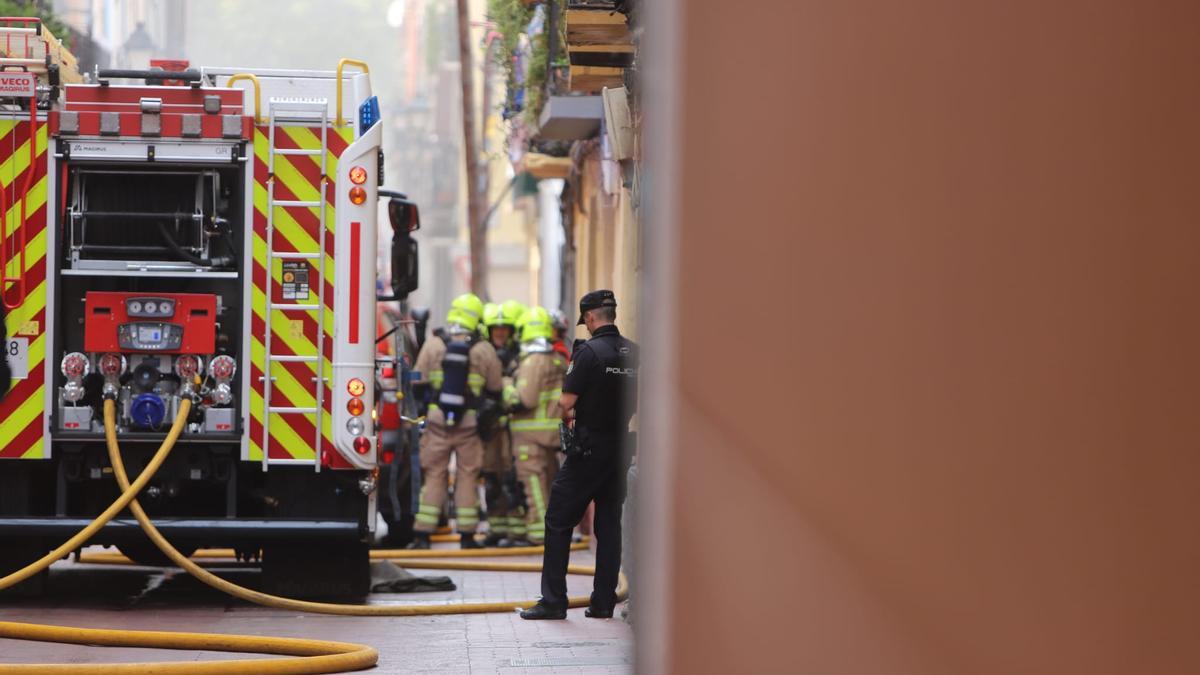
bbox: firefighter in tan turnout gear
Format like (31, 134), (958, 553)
(409, 293), (504, 549)
(479, 300), (526, 546)
(505, 307), (568, 545)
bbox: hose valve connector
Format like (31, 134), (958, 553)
(62, 380), (87, 403)
(358, 475), (377, 495)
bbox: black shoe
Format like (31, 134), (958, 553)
(482, 532), (505, 547)
(499, 537), (532, 548)
(584, 605), (614, 619)
(520, 600), (566, 620)
(405, 532), (431, 550)
(460, 533), (482, 549)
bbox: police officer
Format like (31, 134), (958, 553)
(409, 293), (504, 549)
(521, 290), (638, 620)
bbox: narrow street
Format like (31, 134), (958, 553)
(0, 545), (632, 673)
(6, 1), (1200, 673)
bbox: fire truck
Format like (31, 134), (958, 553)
(0, 19), (421, 597)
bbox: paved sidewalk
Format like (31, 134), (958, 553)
(0, 545), (633, 674)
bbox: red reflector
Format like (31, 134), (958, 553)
(381, 450), (395, 464)
(349, 221), (361, 343)
(353, 437), (371, 454)
(381, 366), (395, 378)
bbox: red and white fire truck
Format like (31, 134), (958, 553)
(0, 19), (420, 597)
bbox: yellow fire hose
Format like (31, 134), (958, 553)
(0, 397), (625, 673)
(0, 624), (379, 675)
(77, 540), (589, 566)
(0, 399), (193, 592)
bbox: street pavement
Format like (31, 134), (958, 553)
(0, 545), (633, 673)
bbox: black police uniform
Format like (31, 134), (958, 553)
(538, 323), (639, 612)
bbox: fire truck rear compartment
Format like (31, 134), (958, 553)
(53, 159), (246, 438)
(66, 166), (236, 269)
(26, 154), (372, 592)
(0, 65), (383, 601)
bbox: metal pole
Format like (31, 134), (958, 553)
(456, 0), (488, 298)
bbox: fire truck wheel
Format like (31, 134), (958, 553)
(118, 541), (197, 568)
(261, 541), (370, 599)
(0, 539), (47, 597)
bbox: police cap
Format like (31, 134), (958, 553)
(577, 289), (617, 325)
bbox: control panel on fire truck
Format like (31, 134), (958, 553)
(56, 291), (236, 435)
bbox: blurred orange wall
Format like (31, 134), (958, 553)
(639, 2), (1200, 673)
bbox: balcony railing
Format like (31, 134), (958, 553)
(564, 2), (633, 92)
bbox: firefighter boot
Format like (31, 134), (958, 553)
(460, 532), (482, 549)
(406, 532), (431, 550)
(482, 530), (506, 547)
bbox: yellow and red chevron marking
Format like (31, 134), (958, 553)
(0, 117), (50, 460)
(247, 123), (354, 463)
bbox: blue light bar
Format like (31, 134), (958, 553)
(358, 95), (380, 134)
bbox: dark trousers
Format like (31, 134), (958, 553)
(540, 447), (629, 608)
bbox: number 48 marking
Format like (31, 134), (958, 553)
(6, 338), (29, 379)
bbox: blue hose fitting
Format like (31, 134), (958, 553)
(130, 393), (166, 428)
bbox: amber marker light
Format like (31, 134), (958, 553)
(347, 378), (366, 396)
(347, 397), (365, 416)
(349, 186), (367, 204)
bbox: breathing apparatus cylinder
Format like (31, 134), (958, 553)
(438, 338), (472, 426)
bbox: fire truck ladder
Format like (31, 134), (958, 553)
(262, 98), (330, 472)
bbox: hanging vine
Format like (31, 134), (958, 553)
(487, 0), (568, 126)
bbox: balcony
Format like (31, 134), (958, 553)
(565, 1), (634, 92)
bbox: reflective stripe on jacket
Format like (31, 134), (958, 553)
(508, 351), (567, 446)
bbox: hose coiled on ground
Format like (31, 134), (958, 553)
(0, 397), (624, 672)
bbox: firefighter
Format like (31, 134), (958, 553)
(479, 300), (523, 546)
(409, 293), (504, 549)
(495, 300), (534, 546)
(493, 300), (526, 370)
(478, 302), (499, 342)
(548, 308), (572, 362)
(504, 306), (567, 546)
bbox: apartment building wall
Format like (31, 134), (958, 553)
(640, 2), (1200, 673)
